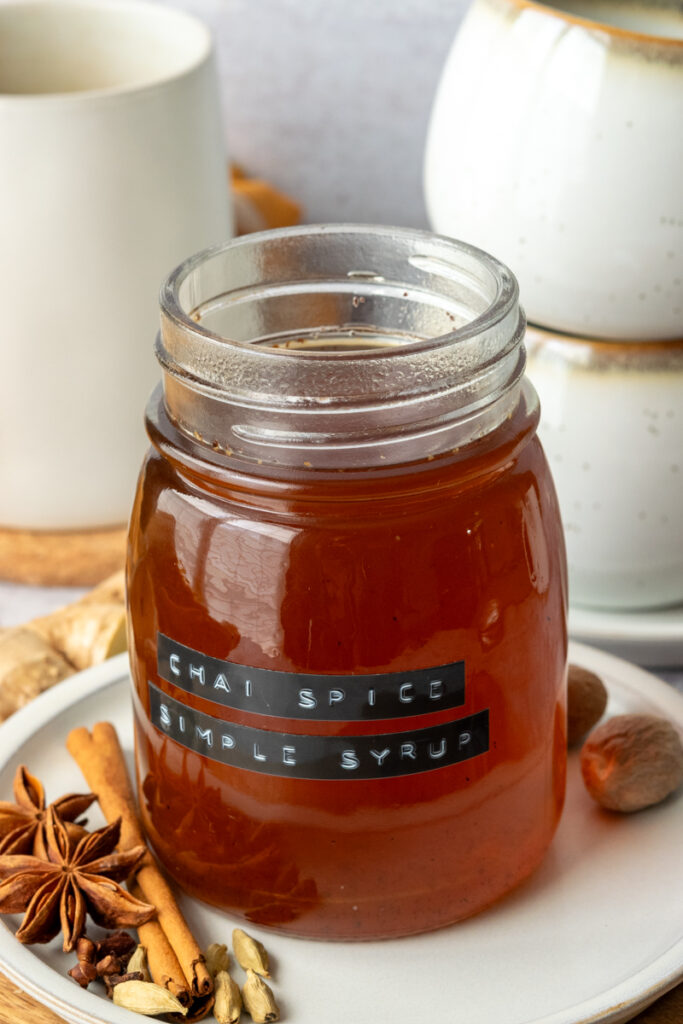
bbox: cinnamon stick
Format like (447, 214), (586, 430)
(66, 722), (212, 998)
(129, 884), (215, 1021)
(129, 882), (190, 1006)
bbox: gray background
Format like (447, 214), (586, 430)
(163, 0), (471, 227)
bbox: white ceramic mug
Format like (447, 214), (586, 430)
(0, 0), (232, 530)
(424, 0), (683, 340)
(525, 326), (683, 610)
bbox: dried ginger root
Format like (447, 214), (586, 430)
(0, 570), (126, 721)
(32, 600), (126, 671)
(0, 628), (74, 721)
(80, 568), (125, 606)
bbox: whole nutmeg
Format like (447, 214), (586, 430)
(581, 714), (683, 812)
(567, 665), (608, 746)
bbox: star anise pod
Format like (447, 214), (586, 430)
(0, 765), (95, 858)
(0, 807), (155, 951)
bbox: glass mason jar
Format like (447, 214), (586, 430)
(127, 225), (568, 940)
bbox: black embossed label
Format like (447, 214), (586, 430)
(157, 634), (465, 723)
(148, 683), (489, 781)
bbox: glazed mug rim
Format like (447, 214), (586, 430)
(525, 323), (683, 352)
(502, 0), (683, 50)
(0, 0), (212, 103)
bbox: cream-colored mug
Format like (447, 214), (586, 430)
(0, 0), (232, 540)
(525, 326), (683, 610)
(424, 0), (683, 340)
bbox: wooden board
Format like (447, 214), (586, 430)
(1, 969), (682, 1024)
(0, 974), (66, 1024)
(0, 525), (125, 587)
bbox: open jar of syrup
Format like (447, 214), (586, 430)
(127, 225), (568, 940)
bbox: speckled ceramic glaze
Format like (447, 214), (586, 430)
(525, 325), (683, 609)
(425, 0), (683, 339)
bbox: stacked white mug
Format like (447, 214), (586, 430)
(425, 0), (683, 615)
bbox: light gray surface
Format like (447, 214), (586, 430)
(0, 582), (87, 628)
(1, 581), (681, 692)
(162, 0), (470, 227)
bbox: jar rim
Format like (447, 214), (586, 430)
(160, 223), (519, 364)
(155, 224), (527, 469)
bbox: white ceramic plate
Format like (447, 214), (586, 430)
(569, 603), (683, 668)
(0, 645), (681, 1024)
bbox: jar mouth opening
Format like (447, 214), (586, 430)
(160, 224), (518, 365)
(155, 225), (526, 469)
